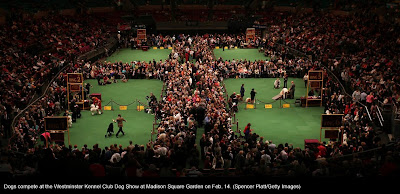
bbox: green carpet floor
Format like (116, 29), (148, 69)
(224, 78), (326, 148)
(213, 48), (270, 61)
(105, 48), (171, 63)
(65, 79), (162, 148)
(65, 79), (163, 149)
(64, 48), (171, 149)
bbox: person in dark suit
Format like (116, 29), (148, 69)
(250, 88), (257, 103)
(308, 89), (314, 96)
(240, 84), (245, 99)
(196, 104), (206, 128)
(289, 81), (295, 99)
(71, 104), (78, 122)
(199, 134), (207, 160)
(283, 74), (288, 88)
(85, 83), (92, 99)
(70, 98), (76, 110)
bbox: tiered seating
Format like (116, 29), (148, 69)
(0, 0), (75, 13)
(135, 4), (245, 22)
(274, 0), (299, 7)
(86, 0), (114, 8)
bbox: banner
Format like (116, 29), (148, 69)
(310, 81), (321, 88)
(69, 84), (80, 92)
(308, 71), (323, 81)
(321, 114), (344, 128)
(67, 73), (83, 83)
(137, 29), (146, 41)
(246, 104), (254, 109)
(45, 117), (68, 131)
(252, 24), (267, 29)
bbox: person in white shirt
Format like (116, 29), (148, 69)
(360, 91), (368, 104)
(260, 150), (271, 164)
(280, 148), (288, 161)
(303, 73), (308, 87)
(280, 88), (289, 99)
(352, 89), (361, 102)
(155, 145), (168, 156)
(274, 78), (281, 89)
(267, 141), (276, 151)
(174, 111), (181, 123)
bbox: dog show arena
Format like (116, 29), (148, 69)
(62, 48), (325, 150)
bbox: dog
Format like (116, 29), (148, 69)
(342, 133), (347, 145)
(231, 102), (238, 112)
(105, 122), (114, 137)
(67, 115), (72, 128)
(237, 94), (243, 101)
(90, 104), (102, 115)
(246, 98), (252, 103)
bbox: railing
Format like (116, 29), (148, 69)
(327, 71), (375, 124)
(9, 63), (72, 147)
(264, 40), (400, 172)
(364, 103), (374, 123)
(220, 80), (240, 134)
(151, 78), (166, 144)
(274, 42), (374, 123)
(221, 81), (230, 112)
(388, 100), (399, 139)
(328, 141), (397, 163)
(76, 37), (118, 62)
(376, 102), (384, 125)
(274, 42), (312, 59)
(214, 47), (239, 135)
(25, 56), (64, 107)
(8, 36), (119, 148)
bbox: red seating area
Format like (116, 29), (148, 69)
(135, 5), (245, 22)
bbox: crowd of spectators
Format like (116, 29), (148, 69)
(134, 3), (246, 23)
(0, 13), (113, 139)
(2, 8), (400, 178)
(252, 10), (400, 175)
(4, 31), (399, 178)
(263, 12), (400, 108)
